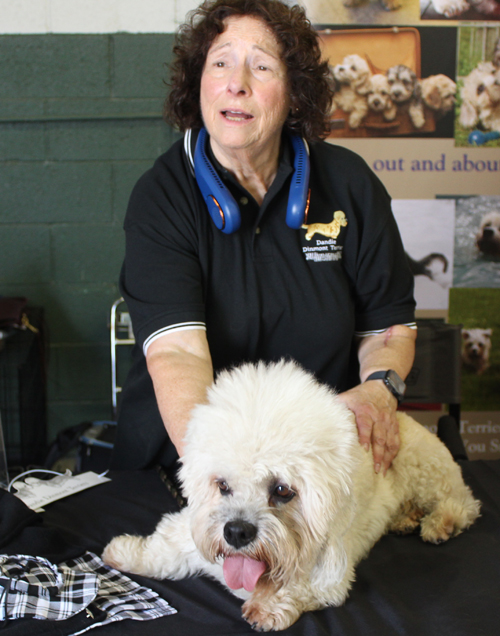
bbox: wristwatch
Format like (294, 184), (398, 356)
(364, 370), (406, 403)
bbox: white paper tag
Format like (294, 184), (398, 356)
(12, 471), (111, 511)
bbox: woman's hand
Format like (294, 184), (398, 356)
(337, 379), (399, 476)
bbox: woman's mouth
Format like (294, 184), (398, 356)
(221, 110), (253, 121)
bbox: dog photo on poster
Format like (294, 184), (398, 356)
(452, 195), (500, 286)
(449, 288), (499, 411)
(317, 26), (457, 139)
(392, 199), (455, 310)
(455, 26), (500, 148)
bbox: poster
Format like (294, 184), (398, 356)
(299, 0), (500, 456)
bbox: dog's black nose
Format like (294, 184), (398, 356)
(224, 520), (257, 549)
(483, 227), (494, 238)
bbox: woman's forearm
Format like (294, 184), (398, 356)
(146, 330), (214, 457)
(357, 324), (417, 383)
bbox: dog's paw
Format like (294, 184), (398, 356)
(420, 515), (457, 544)
(102, 535), (145, 572)
(242, 598), (301, 632)
(389, 501), (425, 535)
(409, 105), (425, 129)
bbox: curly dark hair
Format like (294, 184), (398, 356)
(164, 0), (333, 141)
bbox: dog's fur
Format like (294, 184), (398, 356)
(476, 211), (500, 256)
(386, 65), (425, 129)
(462, 328), (493, 375)
(460, 62), (500, 132)
(366, 74), (398, 121)
(331, 55), (371, 129)
(493, 37), (500, 68)
(421, 74), (457, 116)
(103, 361), (480, 631)
(406, 252), (449, 287)
(302, 211), (348, 241)
(431, 0), (499, 16)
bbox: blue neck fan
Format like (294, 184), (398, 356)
(193, 127), (310, 234)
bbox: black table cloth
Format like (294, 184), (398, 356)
(1, 461), (499, 635)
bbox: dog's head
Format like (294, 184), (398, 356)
(476, 211), (500, 257)
(386, 65), (420, 103)
(366, 74), (394, 112)
(462, 328), (493, 363)
(421, 74), (457, 113)
(461, 62), (498, 110)
(333, 55), (371, 92)
(179, 361), (360, 594)
(485, 67), (500, 104)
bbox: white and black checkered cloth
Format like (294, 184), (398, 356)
(0, 552), (176, 634)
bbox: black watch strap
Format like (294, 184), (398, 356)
(365, 370), (406, 403)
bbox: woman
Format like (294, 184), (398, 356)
(111, 0), (416, 477)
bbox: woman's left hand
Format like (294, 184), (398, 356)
(337, 380), (399, 476)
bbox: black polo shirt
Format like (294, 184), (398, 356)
(112, 129), (415, 470)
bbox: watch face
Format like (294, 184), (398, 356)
(386, 370), (406, 396)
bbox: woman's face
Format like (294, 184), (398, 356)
(200, 15), (290, 159)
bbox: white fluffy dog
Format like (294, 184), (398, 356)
(366, 74), (398, 121)
(476, 211), (500, 256)
(331, 55), (371, 129)
(462, 328), (493, 375)
(421, 74), (457, 116)
(431, 0), (500, 17)
(460, 62), (500, 132)
(103, 361), (480, 632)
(386, 64), (425, 129)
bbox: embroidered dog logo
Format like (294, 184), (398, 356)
(302, 211), (348, 240)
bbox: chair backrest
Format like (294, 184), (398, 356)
(403, 319), (462, 422)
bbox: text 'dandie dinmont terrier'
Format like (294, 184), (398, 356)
(103, 361), (480, 632)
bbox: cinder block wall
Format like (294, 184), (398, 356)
(0, 33), (180, 441)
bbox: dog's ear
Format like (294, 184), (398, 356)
(425, 84), (442, 110)
(297, 461), (355, 546)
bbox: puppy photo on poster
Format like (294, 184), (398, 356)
(317, 26), (457, 139)
(455, 27), (500, 147)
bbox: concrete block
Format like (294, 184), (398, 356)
(0, 35), (110, 99)
(47, 343), (110, 402)
(0, 122), (45, 160)
(0, 162), (112, 224)
(112, 161), (154, 225)
(112, 34), (174, 99)
(0, 0), (47, 34)
(46, 119), (172, 161)
(45, 282), (120, 343)
(52, 225), (124, 284)
(0, 227), (50, 283)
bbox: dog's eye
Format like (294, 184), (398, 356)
(216, 480), (232, 496)
(272, 484), (296, 502)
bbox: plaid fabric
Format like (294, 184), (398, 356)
(0, 552), (176, 634)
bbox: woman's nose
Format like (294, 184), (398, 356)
(227, 64), (251, 95)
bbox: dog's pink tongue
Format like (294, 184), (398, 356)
(223, 555), (266, 592)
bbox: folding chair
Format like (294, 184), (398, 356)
(403, 319), (468, 460)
